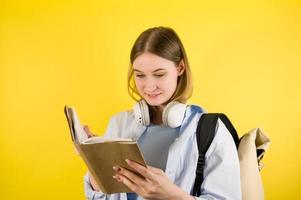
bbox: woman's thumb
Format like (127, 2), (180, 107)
(83, 125), (93, 137)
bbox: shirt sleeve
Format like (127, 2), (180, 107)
(196, 119), (242, 200)
(84, 172), (107, 200)
(103, 114), (119, 138)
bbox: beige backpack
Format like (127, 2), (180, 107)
(192, 113), (271, 200)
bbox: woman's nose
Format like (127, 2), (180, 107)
(144, 84), (157, 92)
(144, 80), (157, 92)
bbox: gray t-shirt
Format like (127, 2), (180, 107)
(137, 124), (180, 171)
(127, 125), (180, 200)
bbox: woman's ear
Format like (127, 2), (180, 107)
(177, 59), (186, 76)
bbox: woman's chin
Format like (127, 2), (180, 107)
(144, 98), (164, 106)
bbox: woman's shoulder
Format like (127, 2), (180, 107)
(111, 109), (134, 119)
(205, 118), (238, 158)
(108, 109), (135, 126)
(104, 109), (137, 138)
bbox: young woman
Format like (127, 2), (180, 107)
(83, 27), (241, 200)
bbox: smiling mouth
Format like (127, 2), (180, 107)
(146, 93), (161, 98)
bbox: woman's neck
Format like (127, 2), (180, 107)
(150, 105), (165, 125)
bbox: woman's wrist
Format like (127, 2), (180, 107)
(88, 172), (100, 191)
(168, 186), (196, 200)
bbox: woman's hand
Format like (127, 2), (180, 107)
(113, 159), (194, 200)
(88, 171), (101, 191)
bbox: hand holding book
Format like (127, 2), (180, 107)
(64, 105), (147, 194)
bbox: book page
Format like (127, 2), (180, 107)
(82, 137), (133, 144)
(65, 106), (134, 144)
(69, 107), (89, 143)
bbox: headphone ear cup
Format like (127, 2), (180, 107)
(133, 100), (150, 126)
(162, 102), (172, 127)
(162, 101), (187, 128)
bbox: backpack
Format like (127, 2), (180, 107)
(192, 113), (271, 200)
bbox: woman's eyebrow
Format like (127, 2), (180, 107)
(133, 69), (143, 72)
(152, 68), (166, 72)
(133, 68), (166, 73)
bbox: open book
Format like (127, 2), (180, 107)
(64, 105), (146, 194)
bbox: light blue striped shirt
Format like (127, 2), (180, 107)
(84, 105), (242, 200)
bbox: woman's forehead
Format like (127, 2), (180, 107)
(133, 53), (176, 72)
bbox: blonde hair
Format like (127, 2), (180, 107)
(127, 27), (193, 104)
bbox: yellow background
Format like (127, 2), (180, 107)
(1, 0), (300, 199)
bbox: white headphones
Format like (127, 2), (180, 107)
(133, 99), (187, 128)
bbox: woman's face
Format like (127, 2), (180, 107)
(133, 53), (183, 106)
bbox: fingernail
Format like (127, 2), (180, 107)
(125, 159), (130, 164)
(113, 166), (121, 171)
(113, 175), (121, 182)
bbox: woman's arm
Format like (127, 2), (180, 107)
(196, 119), (242, 200)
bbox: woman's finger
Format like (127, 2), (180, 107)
(147, 166), (165, 175)
(125, 159), (157, 182)
(83, 125), (94, 137)
(114, 166), (150, 189)
(113, 173), (145, 195)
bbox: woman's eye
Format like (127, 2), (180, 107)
(135, 74), (145, 78)
(154, 74), (165, 77)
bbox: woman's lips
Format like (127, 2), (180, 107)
(146, 93), (161, 98)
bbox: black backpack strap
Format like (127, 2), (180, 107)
(192, 113), (239, 196)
